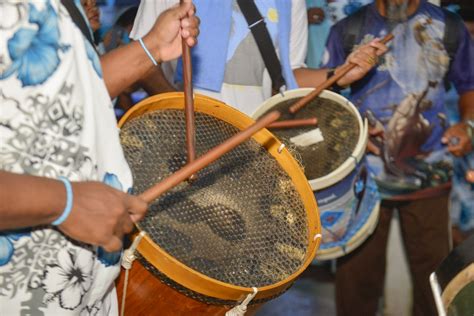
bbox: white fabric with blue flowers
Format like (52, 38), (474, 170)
(0, 1), (132, 315)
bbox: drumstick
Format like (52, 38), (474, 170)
(139, 110), (281, 203)
(268, 117), (318, 129)
(182, 0), (196, 179)
(289, 33), (394, 114)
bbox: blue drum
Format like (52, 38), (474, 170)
(253, 88), (380, 260)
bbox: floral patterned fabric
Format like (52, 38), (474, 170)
(0, 1), (132, 314)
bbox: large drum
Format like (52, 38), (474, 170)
(430, 235), (474, 316)
(252, 88), (380, 260)
(116, 92), (321, 315)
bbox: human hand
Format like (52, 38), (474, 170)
(367, 126), (384, 156)
(466, 169), (474, 183)
(142, 0), (200, 63)
(337, 39), (388, 87)
(57, 181), (148, 252)
(441, 122), (473, 156)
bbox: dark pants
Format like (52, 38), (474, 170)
(335, 195), (451, 316)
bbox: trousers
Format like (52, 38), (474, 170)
(335, 195), (451, 316)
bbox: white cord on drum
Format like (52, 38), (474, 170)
(225, 287), (258, 316)
(120, 231), (147, 316)
(120, 269), (130, 316)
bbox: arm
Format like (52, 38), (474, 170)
(100, 0), (198, 98)
(293, 67), (329, 88)
(460, 91), (474, 121)
(441, 24), (474, 156)
(442, 91), (474, 156)
(0, 171), (65, 228)
(138, 65), (177, 95)
(294, 40), (388, 88)
(0, 171), (147, 252)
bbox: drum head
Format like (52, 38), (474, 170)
(252, 89), (367, 191)
(253, 89), (379, 261)
(118, 92), (321, 302)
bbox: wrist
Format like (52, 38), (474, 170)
(327, 68), (348, 92)
(463, 119), (474, 146)
(334, 67), (350, 87)
(140, 36), (162, 65)
(52, 177), (74, 226)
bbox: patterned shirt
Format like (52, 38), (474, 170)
(130, 0), (308, 116)
(0, 1), (132, 314)
(322, 0), (474, 199)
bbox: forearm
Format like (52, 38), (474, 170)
(459, 91), (474, 121)
(100, 37), (160, 99)
(0, 171), (64, 230)
(138, 65), (177, 95)
(293, 68), (329, 88)
(294, 67), (350, 89)
(101, 1), (199, 98)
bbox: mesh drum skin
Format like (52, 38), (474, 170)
(252, 88), (380, 261)
(116, 92), (321, 315)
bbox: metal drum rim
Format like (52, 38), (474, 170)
(118, 92), (322, 302)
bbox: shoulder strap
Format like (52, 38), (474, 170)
(342, 6), (368, 57)
(443, 9), (462, 63)
(60, 0), (96, 50)
(237, 0), (286, 94)
(442, 9), (462, 90)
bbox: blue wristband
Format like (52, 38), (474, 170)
(138, 38), (158, 66)
(53, 176), (73, 226)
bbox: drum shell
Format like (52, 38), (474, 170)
(315, 158), (380, 260)
(252, 88), (380, 260)
(116, 259), (260, 316)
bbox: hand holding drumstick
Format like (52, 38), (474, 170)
(290, 34), (393, 114)
(62, 110), (279, 252)
(0, 1), (200, 254)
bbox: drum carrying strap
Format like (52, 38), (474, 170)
(237, 0), (286, 95)
(61, 0), (98, 53)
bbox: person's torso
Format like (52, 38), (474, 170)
(199, 0), (280, 115)
(0, 1), (132, 314)
(323, 1), (468, 198)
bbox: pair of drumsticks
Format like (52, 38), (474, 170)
(139, 32), (394, 203)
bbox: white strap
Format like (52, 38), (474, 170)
(225, 287), (258, 316)
(120, 231), (147, 316)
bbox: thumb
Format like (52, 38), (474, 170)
(125, 195), (148, 223)
(172, 0), (193, 19)
(367, 141), (381, 156)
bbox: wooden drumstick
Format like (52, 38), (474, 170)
(181, 0), (196, 179)
(139, 111), (281, 203)
(268, 117), (318, 129)
(289, 33), (394, 114)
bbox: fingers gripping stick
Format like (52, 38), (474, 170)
(289, 33), (394, 114)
